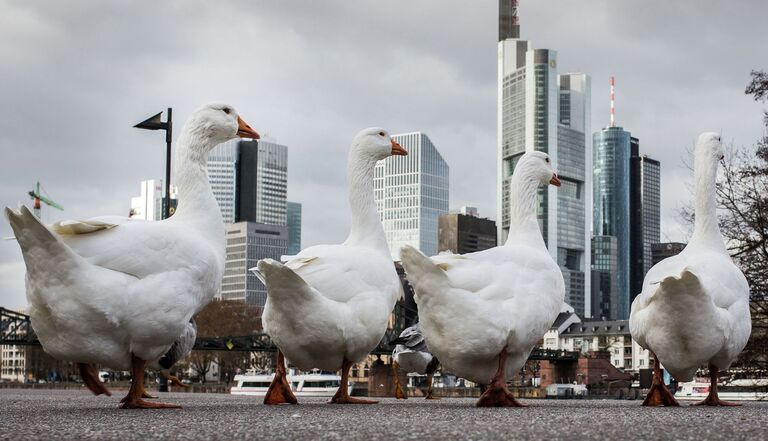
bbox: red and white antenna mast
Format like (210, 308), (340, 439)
(610, 76), (616, 127)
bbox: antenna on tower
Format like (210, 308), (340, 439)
(610, 76), (616, 127)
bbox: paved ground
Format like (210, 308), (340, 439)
(1, 389), (767, 441)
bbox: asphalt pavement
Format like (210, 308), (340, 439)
(1, 389), (766, 441)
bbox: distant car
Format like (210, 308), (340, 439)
(181, 379), (192, 385)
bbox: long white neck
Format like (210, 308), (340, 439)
(505, 167), (546, 248)
(689, 152), (725, 252)
(168, 126), (224, 241)
(343, 152), (388, 253)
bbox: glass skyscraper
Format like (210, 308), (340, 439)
(374, 132), (449, 259)
(592, 126), (631, 319)
(207, 138), (287, 225)
(286, 201), (302, 255)
(498, 12), (592, 316)
(629, 139), (661, 302)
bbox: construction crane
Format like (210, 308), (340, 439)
(28, 181), (63, 219)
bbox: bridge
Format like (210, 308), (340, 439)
(0, 307), (580, 361)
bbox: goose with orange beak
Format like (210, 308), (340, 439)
(253, 128), (407, 405)
(5, 104), (259, 409)
(399, 151), (565, 407)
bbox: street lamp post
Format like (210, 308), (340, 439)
(134, 108), (173, 219)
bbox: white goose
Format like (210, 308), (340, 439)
(5, 104), (259, 409)
(400, 151), (564, 407)
(253, 127), (406, 405)
(630, 132), (751, 407)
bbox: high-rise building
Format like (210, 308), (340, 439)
(591, 236), (619, 320)
(629, 139), (661, 301)
(219, 222), (288, 308)
(207, 138), (287, 224)
(438, 210), (497, 255)
(591, 78), (661, 318)
(592, 125), (631, 319)
(286, 201), (302, 255)
(129, 179), (177, 220)
(374, 132), (449, 259)
(497, 2), (591, 316)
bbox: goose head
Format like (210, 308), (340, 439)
(350, 127), (408, 162)
(182, 103), (260, 157)
(516, 151), (561, 187)
(696, 132), (724, 162)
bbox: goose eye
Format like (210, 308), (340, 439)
(222, 108), (231, 115)
(378, 131), (385, 137)
(545, 157), (550, 163)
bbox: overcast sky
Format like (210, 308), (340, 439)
(1, 0), (766, 310)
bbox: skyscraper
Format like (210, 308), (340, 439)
(374, 132), (449, 259)
(629, 139), (661, 300)
(497, 2), (591, 316)
(591, 78), (661, 319)
(286, 201), (302, 255)
(207, 138), (287, 224)
(219, 222), (288, 308)
(592, 125), (631, 319)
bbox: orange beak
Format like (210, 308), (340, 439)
(550, 173), (561, 187)
(391, 139), (408, 156)
(236, 116), (260, 139)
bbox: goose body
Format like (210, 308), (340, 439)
(5, 104), (259, 408)
(400, 151), (564, 406)
(254, 128), (407, 404)
(630, 133), (751, 406)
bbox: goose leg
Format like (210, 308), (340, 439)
(424, 373), (440, 400)
(78, 363), (112, 396)
(476, 347), (526, 407)
(264, 350), (298, 405)
(160, 370), (190, 389)
(393, 361), (407, 399)
(330, 358), (378, 404)
(119, 354), (180, 409)
(641, 353), (679, 406)
(693, 364), (740, 407)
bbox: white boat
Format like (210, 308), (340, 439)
(675, 380), (768, 401)
(230, 370), (353, 397)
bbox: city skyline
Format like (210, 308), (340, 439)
(1, 1), (767, 309)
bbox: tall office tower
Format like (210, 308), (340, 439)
(592, 125), (631, 319)
(207, 138), (287, 224)
(374, 132), (449, 259)
(218, 222), (288, 307)
(286, 201), (302, 255)
(592, 77), (639, 320)
(497, 3), (591, 316)
(253, 140), (288, 225)
(129, 179), (177, 220)
(591, 236), (619, 319)
(629, 139), (661, 301)
(556, 73), (591, 316)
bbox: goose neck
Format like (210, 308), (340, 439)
(344, 153), (388, 252)
(690, 153), (725, 251)
(169, 130), (223, 230)
(505, 172), (545, 246)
